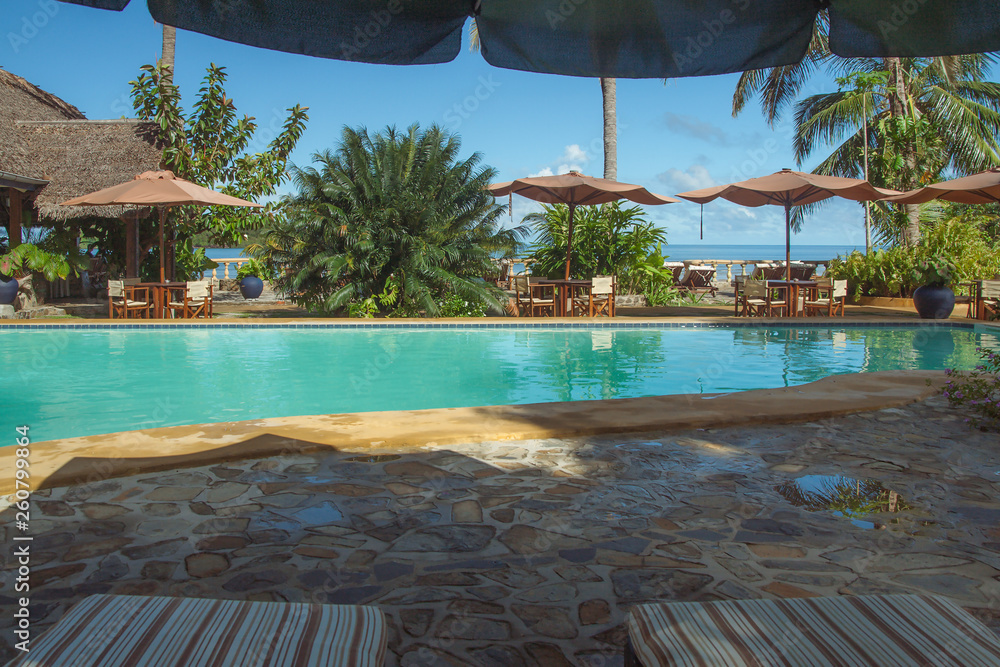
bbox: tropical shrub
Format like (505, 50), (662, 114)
(251, 124), (525, 316)
(236, 258), (273, 281)
(941, 348), (1000, 431)
(0, 244), (88, 281)
(827, 219), (1000, 299)
(525, 202), (666, 280)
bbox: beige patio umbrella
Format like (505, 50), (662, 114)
(677, 169), (899, 283)
(488, 171), (678, 280)
(60, 171), (261, 283)
(888, 167), (1000, 204)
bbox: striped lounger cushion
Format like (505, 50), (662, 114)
(627, 594), (1000, 666)
(7, 594), (387, 667)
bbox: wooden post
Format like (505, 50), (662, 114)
(8, 189), (23, 249)
(124, 214), (139, 278)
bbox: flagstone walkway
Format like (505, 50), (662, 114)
(2, 395), (999, 665)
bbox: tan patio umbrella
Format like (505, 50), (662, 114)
(677, 169), (899, 283)
(888, 167), (1000, 204)
(488, 171), (677, 280)
(60, 170), (261, 283)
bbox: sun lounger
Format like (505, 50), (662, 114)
(677, 265), (717, 296)
(625, 594), (1000, 666)
(8, 594), (388, 667)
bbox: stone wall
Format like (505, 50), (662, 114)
(615, 293), (648, 308)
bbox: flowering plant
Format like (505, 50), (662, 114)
(940, 347), (1000, 431)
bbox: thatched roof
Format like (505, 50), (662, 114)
(20, 120), (164, 220)
(0, 69), (163, 222)
(0, 69), (83, 177)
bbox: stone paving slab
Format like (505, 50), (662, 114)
(1, 395), (999, 665)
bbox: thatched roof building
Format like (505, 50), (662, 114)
(1, 69), (162, 227)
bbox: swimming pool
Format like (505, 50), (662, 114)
(4, 323), (996, 444)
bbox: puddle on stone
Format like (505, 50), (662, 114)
(775, 475), (911, 529)
(344, 454), (402, 463)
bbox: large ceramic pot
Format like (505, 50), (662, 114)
(0, 276), (18, 305)
(239, 276), (264, 299)
(912, 284), (955, 319)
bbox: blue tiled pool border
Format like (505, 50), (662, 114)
(0, 320), (985, 331)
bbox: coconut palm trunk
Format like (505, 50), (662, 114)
(887, 57), (922, 246)
(162, 24), (176, 83)
(601, 77), (617, 180)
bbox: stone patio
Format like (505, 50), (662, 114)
(2, 395), (999, 665)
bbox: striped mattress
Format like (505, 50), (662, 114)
(627, 594), (1000, 666)
(7, 594), (387, 667)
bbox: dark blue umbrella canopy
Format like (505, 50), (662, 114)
(58, 0), (1000, 79)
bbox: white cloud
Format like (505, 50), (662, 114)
(656, 165), (715, 193)
(528, 144), (591, 178)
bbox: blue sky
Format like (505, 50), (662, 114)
(5, 0), (904, 246)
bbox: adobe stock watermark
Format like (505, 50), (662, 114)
(7, 0), (59, 54)
(442, 75), (502, 131)
(672, 0), (753, 75)
(877, 0), (931, 40)
(339, 0), (408, 61)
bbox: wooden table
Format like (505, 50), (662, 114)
(767, 279), (817, 317)
(136, 282), (187, 318)
(534, 279), (593, 317)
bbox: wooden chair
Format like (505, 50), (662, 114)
(528, 277), (555, 317)
(742, 279), (787, 316)
(512, 275), (554, 317)
(572, 275), (616, 317)
(107, 280), (151, 319)
(677, 265), (718, 296)
(803, 278), (847, 316)
(165, 280), (213, 319)
(979, 279), (1000, 320)
(732, 275), (747, 316)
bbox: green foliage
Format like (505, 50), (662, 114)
(525, 202), (666, 280)
(129, 61), (308, 267)
(251, 124), (525, 317)
(0, 244), (88, 281)
(236, 257), (272, 281)
(910, 257), (956, 287)
(828, 218), (1000, 297)
(942, 348), (1000, 431)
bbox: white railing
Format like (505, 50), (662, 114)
(206, 257), (251, 281)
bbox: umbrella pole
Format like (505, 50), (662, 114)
(785, 202), (791, 283)
(158, 205), (166, 283)
(564, 203), (576, 281)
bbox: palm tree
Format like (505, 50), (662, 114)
(258, 124), (526, 316)
(161, 24), (175, 83)
(468, 20), (618, 180)
(732, 17), (1000, 246)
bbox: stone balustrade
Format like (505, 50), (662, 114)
(206, 257), (251, 281)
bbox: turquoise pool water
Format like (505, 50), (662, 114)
(3, 324), (996, 444)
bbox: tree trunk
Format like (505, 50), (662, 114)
(161, 24), (176, 84)
(887, 57), (921, 246)
(601, 78), (617, 180)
